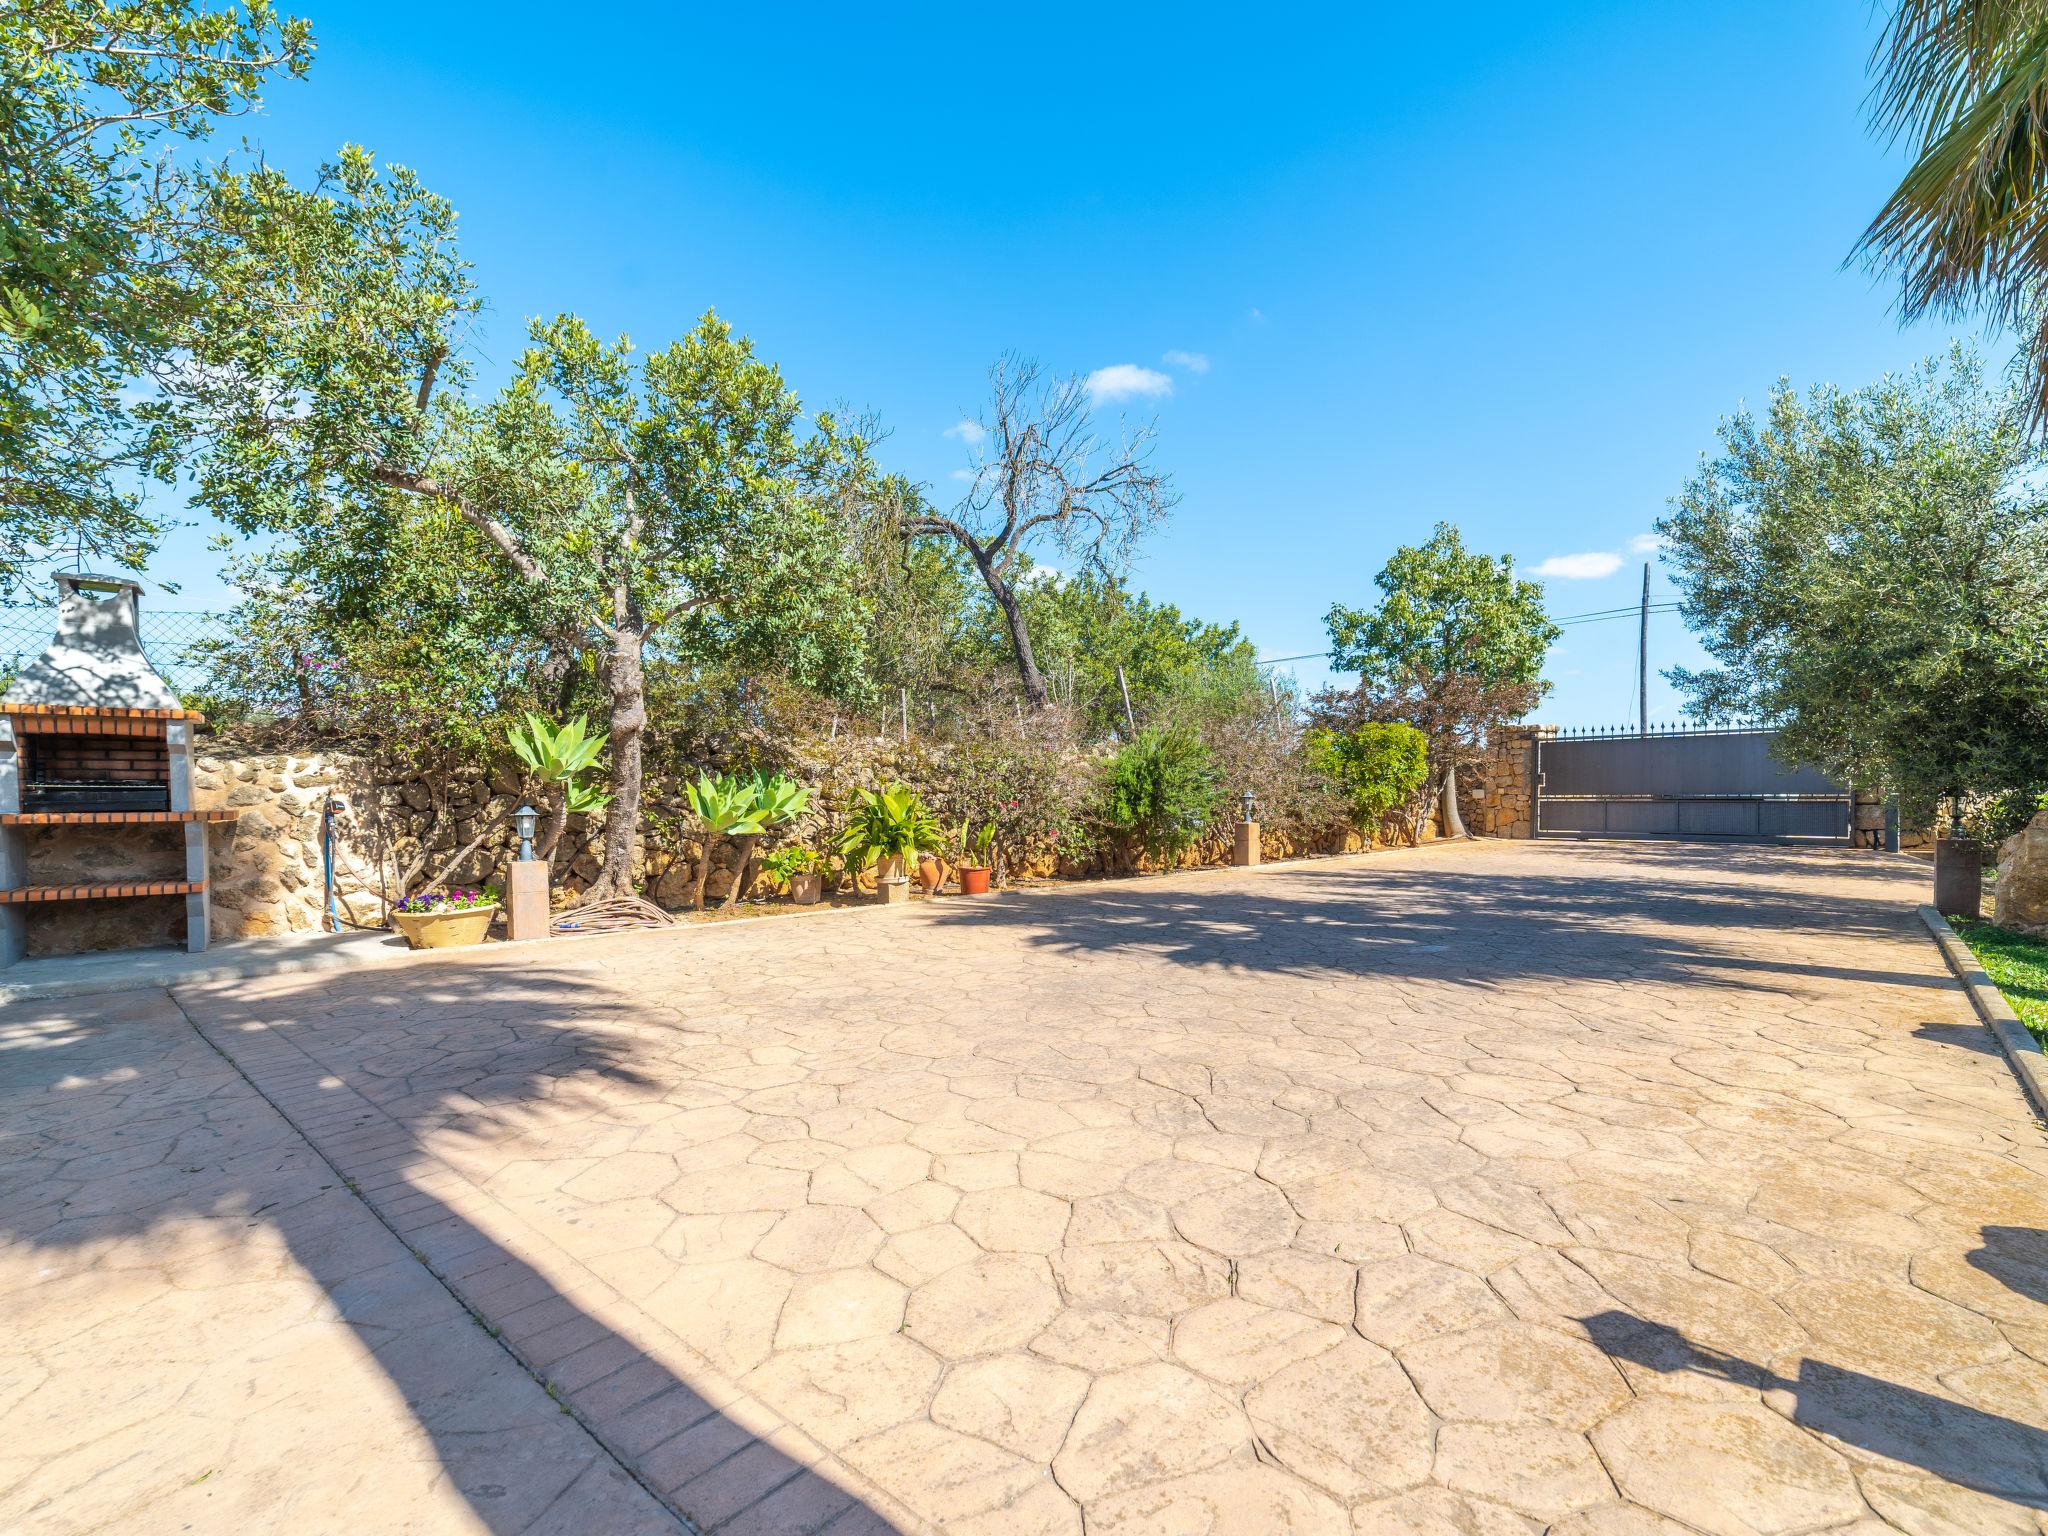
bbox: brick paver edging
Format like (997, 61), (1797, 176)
(159, 987), (701, 1535)
(1920, 903), (2048, 1124)
(167, 982), (938, 1536)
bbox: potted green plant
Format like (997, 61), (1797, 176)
(390, 886), (500, 949)
(761, 844), (825, 905)
(954, 820), (996, 895)
(839, 783), (942, 904)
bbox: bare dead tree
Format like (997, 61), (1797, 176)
(902, 355), (1176, 706)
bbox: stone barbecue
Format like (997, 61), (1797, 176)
(0, 574), (238, 965)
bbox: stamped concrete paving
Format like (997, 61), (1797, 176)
(9, 839), (2048, 1534)
(0, 988), (680, 1534)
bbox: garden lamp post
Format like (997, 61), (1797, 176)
(1234, 788), (1261, 868)
(506, 804), (551, 942)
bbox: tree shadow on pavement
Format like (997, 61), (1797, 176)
(1580, 1309), (2048, 1509)
(1913, 1022), (2006, 1055)
(0, 964), (899, 1536)
(925, 842), (1950, 996)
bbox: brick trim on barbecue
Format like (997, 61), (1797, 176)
(0, 880), (206, 904)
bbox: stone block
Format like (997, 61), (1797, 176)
(1995, 806), (2048, 934)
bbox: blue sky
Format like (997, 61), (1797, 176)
(140, 0), (1976, 724)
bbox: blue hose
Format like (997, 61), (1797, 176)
(321, 796), (338, 932)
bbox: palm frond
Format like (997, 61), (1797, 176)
(1863, 2), (2048, 424)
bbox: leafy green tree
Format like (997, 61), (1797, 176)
(822, 463), (984, 711)
(175, 150), (867, 900)
(982, 570), (1260, 737)
(1859, 1), (2048, 425)
(1659, 350), (2048, 819)
(2, 0), (310, 591)
(1324, 523), (1555, 835)
(1306, 721), (1429, 837)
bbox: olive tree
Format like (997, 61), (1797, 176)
(2, 0), (310, 592)
(176, 150), (866, 900)
(1660, 349), (2048, 819)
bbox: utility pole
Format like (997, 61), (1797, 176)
(1637, 562), (1650, 736)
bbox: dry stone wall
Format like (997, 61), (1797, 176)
(22, 721), (1554, 958)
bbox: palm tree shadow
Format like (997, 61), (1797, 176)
(1581, 1310), (2048, 1508)
(0, 966), (899, 1536)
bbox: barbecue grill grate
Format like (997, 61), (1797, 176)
(22, 780), (172, 814)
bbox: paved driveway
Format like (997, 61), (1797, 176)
(6, 840), (2048, 1534)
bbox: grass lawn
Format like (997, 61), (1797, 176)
(1952, 918), (2048, 1049)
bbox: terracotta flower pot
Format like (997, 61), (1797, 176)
(391, 905), (497, 950)
(957, 865), (991, 895)
(916, 855), (944, 894)
(788, 872), (822, 906)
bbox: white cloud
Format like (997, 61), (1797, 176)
(1085, 363), (1174, 406)
(1247, 307), (1267, 324)
(1627, 532), (1665, 555)
(948, 467), (975, 482)
(1162, 349), (1210, 374)
(944, 419), (986, 445)
(1531, 551), (1624, 580)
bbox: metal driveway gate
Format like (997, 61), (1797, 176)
(1535, 727), (1851, 842)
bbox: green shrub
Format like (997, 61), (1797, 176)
(1099, 726), (1217, 862)
(1959, 786), (2048, 845)
(759, 844), (823, 883)
(1306, 721), (1428, 833)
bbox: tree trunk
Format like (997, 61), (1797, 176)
(1440, 761), (1468, 839)
(980, 560), (1050, 707)
(537, 793), (570, 867)
(586, 634), (648, 903)
(720, 833), (760, 911)
(691, 831), (717, 912)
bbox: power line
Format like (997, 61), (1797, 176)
(1253, 601), (1684, 667)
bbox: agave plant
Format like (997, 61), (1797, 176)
(720, 772), (812, 911)
(684, 773), (768, 912)
(684, 771), (815, 911)
(505, 714), (612, 863)
(750, 772), (812, 828)
(508, 713), (608, 784)
(839, 783), (943, 881)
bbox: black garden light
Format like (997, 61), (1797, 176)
(513, 804), (540, 862)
